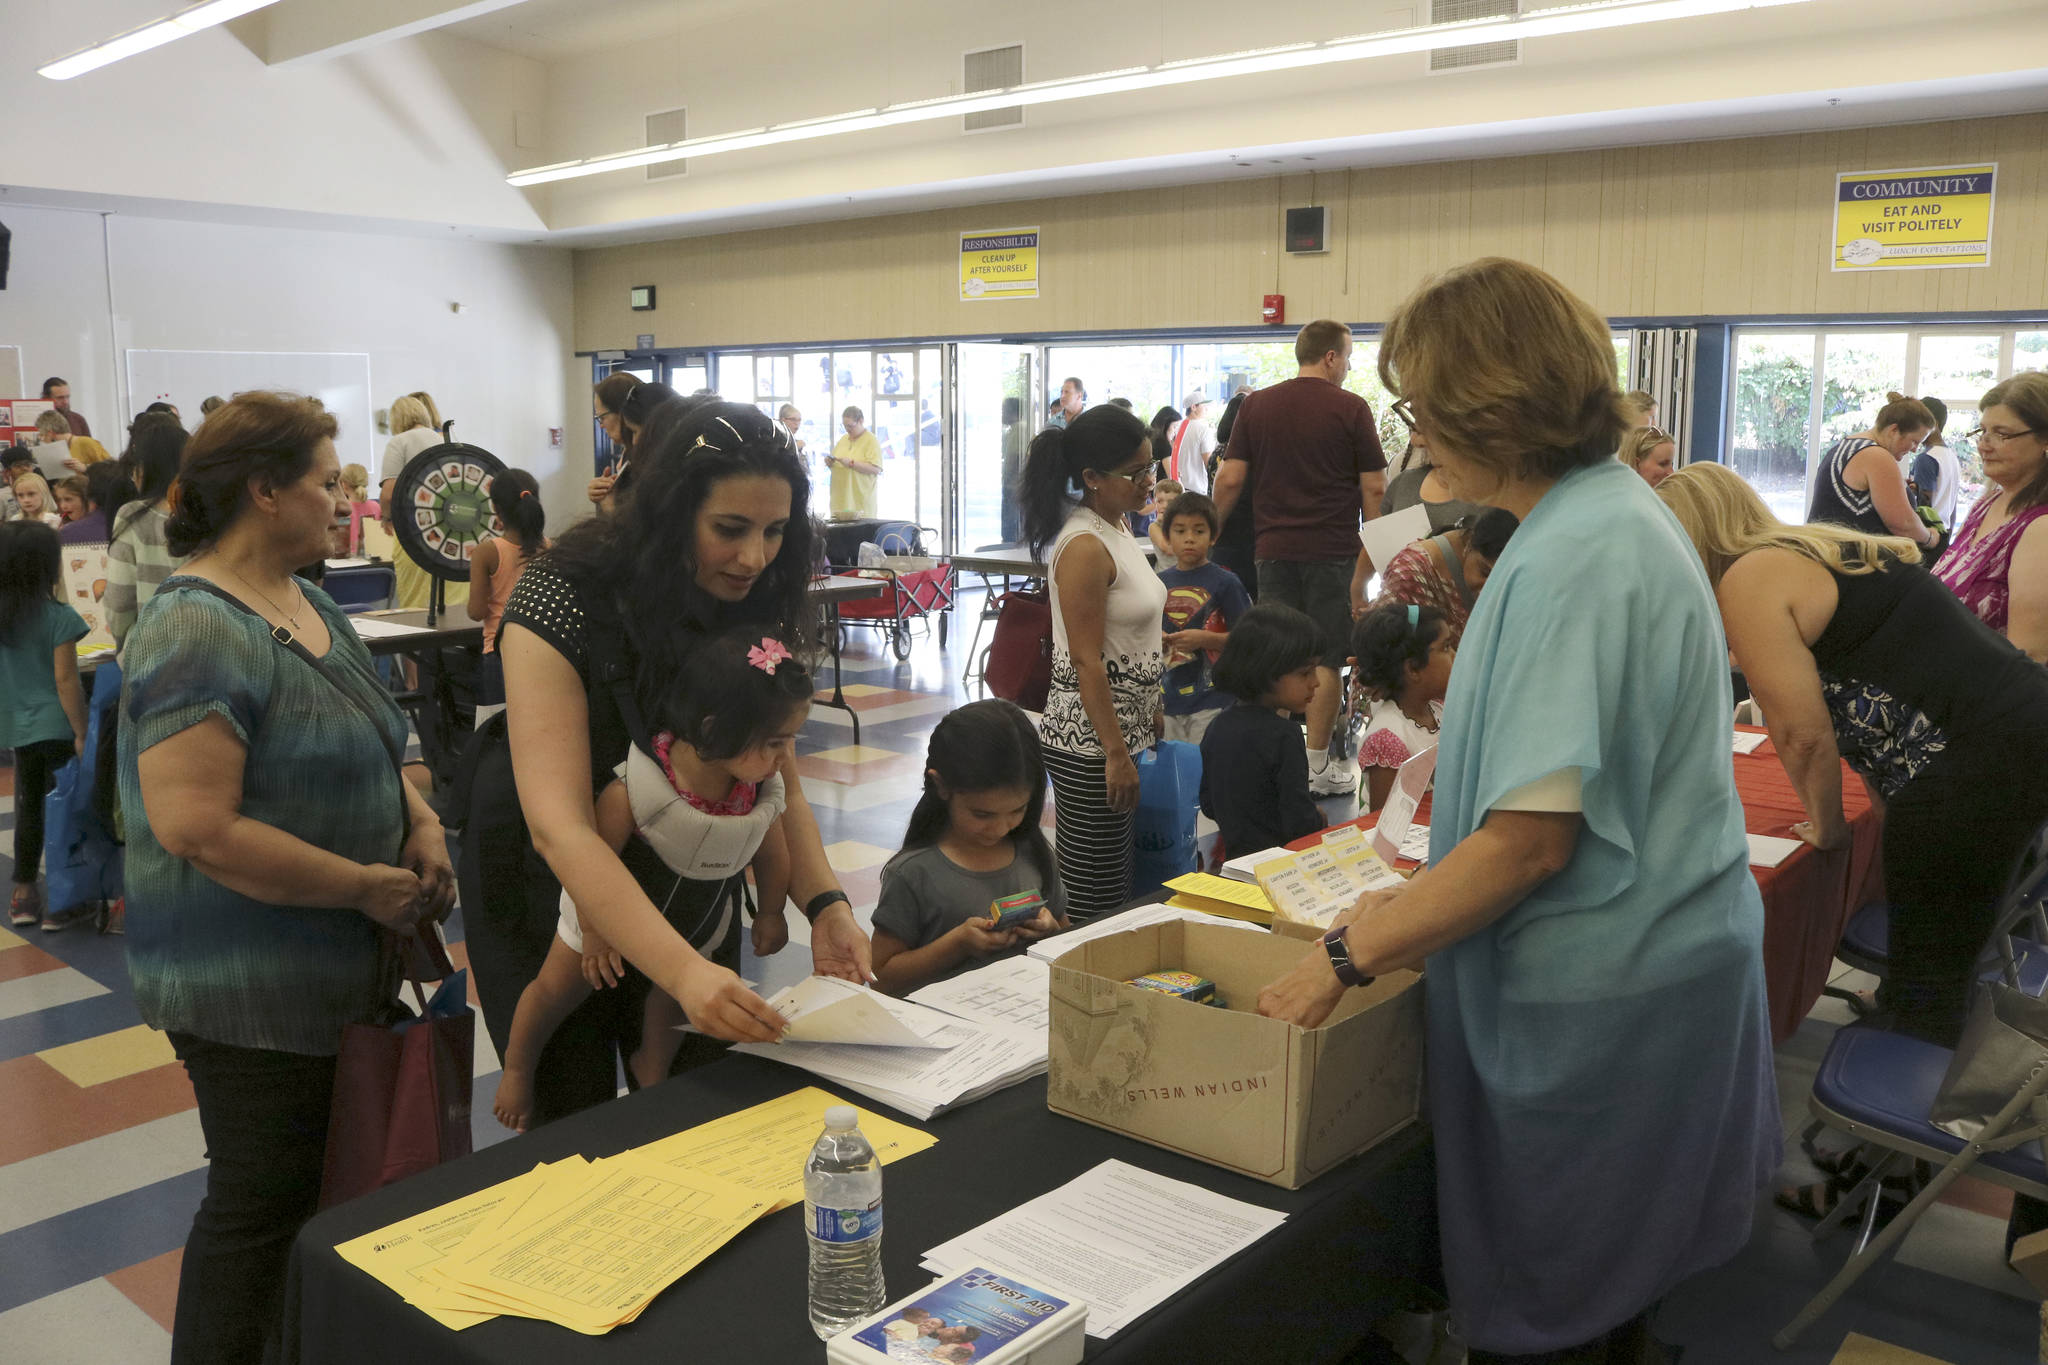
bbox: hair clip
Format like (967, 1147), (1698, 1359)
(747, 637), (792, 673)
(1407, 604), (1419, 628)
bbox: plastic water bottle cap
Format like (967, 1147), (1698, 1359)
(824, 1105), (858, 1131)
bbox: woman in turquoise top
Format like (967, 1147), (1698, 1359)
(1259, 259), (1779, 1361)
(120, 392), (453, 1365)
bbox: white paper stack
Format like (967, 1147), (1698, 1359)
(1220, 845), (1293, 884)
(732, 983), (1046, 1121)
(908, 956), (1051, 1033)
(919, 1160), (1288, 1339)
(1397, 823), (1431, 862)
(1732, 730), (1769, 755)
(1026, 903), (1264, 964)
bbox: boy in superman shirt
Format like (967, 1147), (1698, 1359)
(1157, 492), (1252, 745)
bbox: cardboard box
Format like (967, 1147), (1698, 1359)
(1046, 920), (1423, 1189)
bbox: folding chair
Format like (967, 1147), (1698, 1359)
(1776, 820), (2048, 1349)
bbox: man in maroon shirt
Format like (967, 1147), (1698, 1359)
(40, 377), (90, 439)
(1212, 320), (1386, 796)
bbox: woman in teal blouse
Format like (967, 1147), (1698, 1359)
(119, 392), (453, 1365)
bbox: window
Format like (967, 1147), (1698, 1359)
(1730, 332), (1816, 524)
(1728, 323), (2048, 524)
(718, 348), (941, 527)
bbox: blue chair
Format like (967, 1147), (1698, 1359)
(324, 562), (397, 613)
(1775, 821), (2048, 1348)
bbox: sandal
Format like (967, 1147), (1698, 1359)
(9, 885), (40, 929)
(1775, 1181), (1841, 1220)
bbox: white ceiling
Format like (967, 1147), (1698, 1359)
(439, 0), (756, 61)
(9, 0), (2048, 245)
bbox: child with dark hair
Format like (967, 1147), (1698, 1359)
(1197, 605), (1328, 857)
(467, 467), (550, 655)
(492, 629), (810, 1131)
(1156, 491), (1251, 745)
(0, 522), (90, 929)
(1351, 602), (1454, 810)
(872, 699), (1068, 995)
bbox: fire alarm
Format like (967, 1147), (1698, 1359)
(1262, 294), (1285, 326)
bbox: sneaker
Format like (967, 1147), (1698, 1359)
(9, 886), (39, 928)
(40, 901), (96, 934)
(1309, 754), (1359, 798)
(97, 899), (126, 936)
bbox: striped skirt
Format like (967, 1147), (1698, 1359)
(1042, 743), (1139, 922)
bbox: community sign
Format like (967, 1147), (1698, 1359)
(1834, 164), (1995, 272)
(960, 227), (1040, 301)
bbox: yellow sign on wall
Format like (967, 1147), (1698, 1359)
(959, 227), (1039, 301)
(1833, 163), (1995, 272)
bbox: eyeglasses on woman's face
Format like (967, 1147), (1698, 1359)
(1391, 398), (1416, 432)
(1969, 425), (2041, 447)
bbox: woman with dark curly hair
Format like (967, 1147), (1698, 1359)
(461, 400), (872, 1125)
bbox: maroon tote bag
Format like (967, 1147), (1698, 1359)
(317, 930), (475, 1208)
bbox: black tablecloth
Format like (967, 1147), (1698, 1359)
(282, 1054), (1437, 1363)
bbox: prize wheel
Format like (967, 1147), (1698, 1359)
(391, 440), (509, 582)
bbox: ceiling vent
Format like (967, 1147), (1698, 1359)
(1429, 0), (1519, 72)
(964, 44), (1024, 132)
(645, 107), (687, 180)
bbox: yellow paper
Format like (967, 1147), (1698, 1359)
(1164, 872), (1276, 924)
(333, 1162), (564, 1330)
(436, 1151), (772, 1334)
(405, 1156), (600, 1323)
(629, 1086), (936, 1211)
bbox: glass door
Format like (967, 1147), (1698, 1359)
(951, 343), (1037, 552)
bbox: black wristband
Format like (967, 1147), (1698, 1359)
(803, 890), (850, 922)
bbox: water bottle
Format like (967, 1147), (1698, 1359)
(804, 1104), (886, 1338)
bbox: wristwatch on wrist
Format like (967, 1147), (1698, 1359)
(1321, 926), (1374, 990)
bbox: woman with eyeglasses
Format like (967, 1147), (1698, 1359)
(587, 372), (639, 508)
(1019, 404), (1165, 920)
(1258, 260), (1779, 1362)
(1934, 373), (2048, 662)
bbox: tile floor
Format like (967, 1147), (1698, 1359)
(1, 594), (2038, 1363)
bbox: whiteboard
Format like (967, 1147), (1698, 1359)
(125, 349), (374, 467)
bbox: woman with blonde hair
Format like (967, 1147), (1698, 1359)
(1934, 372), (2048, 661)
(1661, 461), (2048, 1049)
(1257, 259), (1777, 1362)
(1807, 392), (1940, 546)
(1617, 424), (1677, 489)
(378, 393), (466, 610)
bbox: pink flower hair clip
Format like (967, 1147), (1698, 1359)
(747, 637), (793, 674)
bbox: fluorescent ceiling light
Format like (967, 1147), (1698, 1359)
(508, 0), (1819, 187)
(39, 0), (281, 80)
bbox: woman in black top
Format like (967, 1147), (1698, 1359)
(463, 401), (872, 1124)
(1661, 463), (2048, 1046)
(1806, 391), (1940, 552)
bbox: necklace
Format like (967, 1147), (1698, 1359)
(215, 559), (307, 636)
